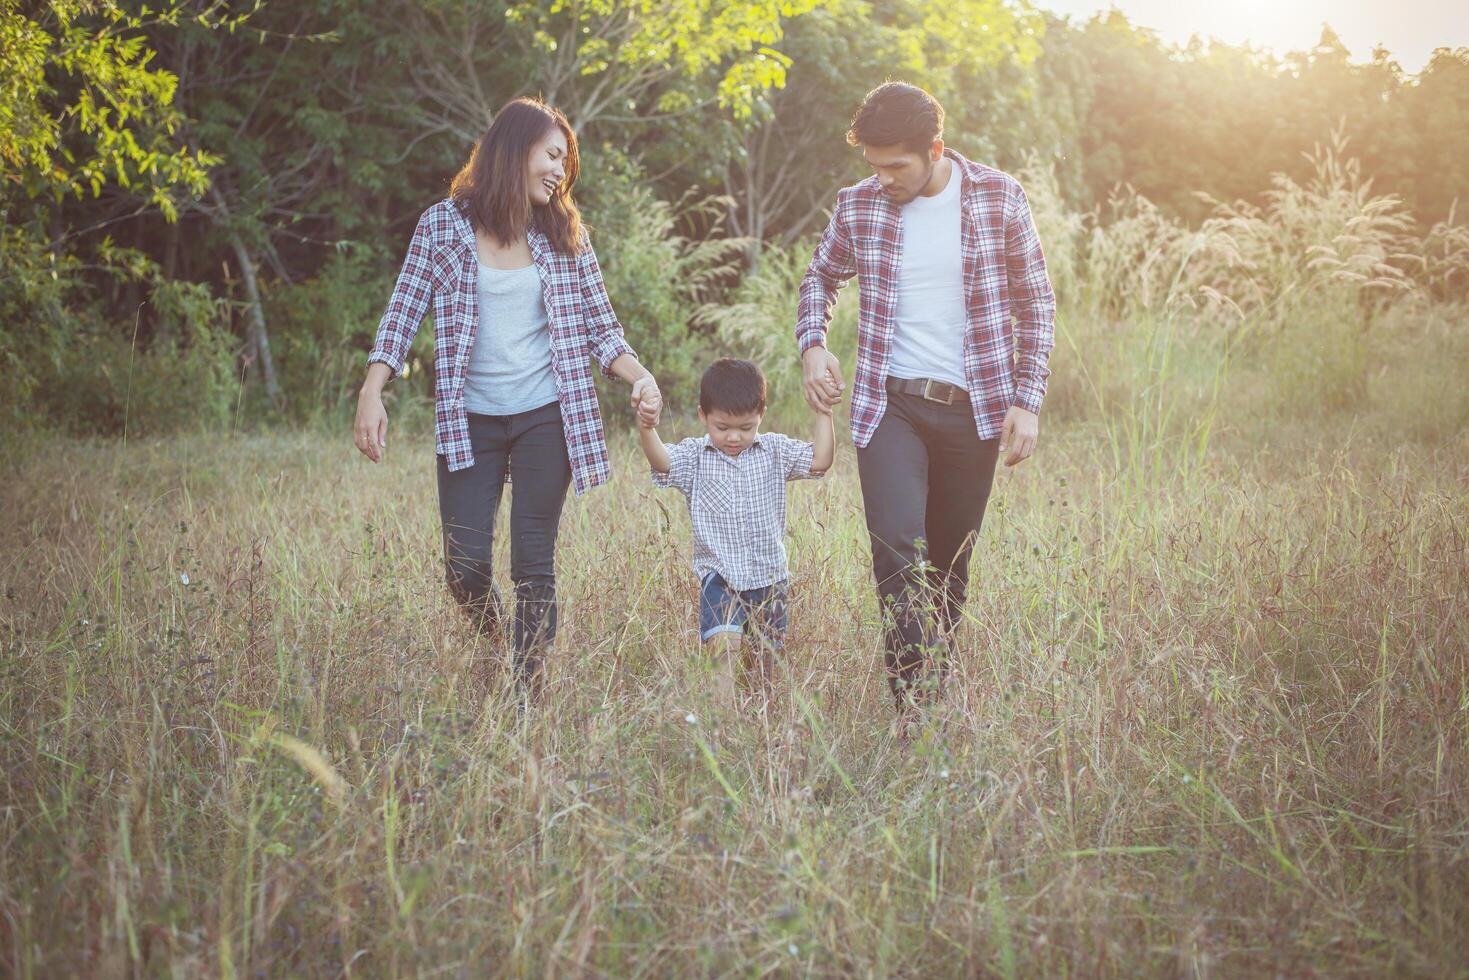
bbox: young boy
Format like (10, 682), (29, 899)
(639, 358), (835, 702)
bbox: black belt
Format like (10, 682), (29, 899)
(885, 376), (969, 405)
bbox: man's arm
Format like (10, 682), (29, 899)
(1004, 180), (1056, 417)
(999, 180), (1056, 467)
(809, 409), (835, 475)
(638, 423), (671, 475)
(797, 195), (857, 412)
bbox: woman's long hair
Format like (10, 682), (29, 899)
(450, 98), (583, 255)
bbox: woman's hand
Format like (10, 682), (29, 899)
(631, 374), (662, 428)
(354, 387), (389, 463)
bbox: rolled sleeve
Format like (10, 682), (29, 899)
(769, 433), (822, 481)
(651, 437), (701, 495)
(578, 239), (637, 377)
(1004, 181), (1056, 415)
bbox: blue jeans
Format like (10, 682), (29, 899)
(698, 572), (788, 649)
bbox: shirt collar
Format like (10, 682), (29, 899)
(942, 148), (983, 200)
(701, 433), (764, 456)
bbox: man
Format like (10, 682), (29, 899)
(795, 81), (1055, 720)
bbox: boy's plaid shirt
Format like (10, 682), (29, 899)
(653, 433), (822, 592)
(796, 151), (1056, 447)
(368, 200), (635, 495)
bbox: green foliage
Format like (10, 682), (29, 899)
(712, 0), (1045, 250)
(580, 148), (748, 417)
(1075, 134), (1426, 334)
(1, 0), (1463, 438)
(0, 218), (79, 425)
(1, 0), (218, 217)
(696, 242), (858, 426)
(263, 249), (435, 425)
(0, 219), (235, 435)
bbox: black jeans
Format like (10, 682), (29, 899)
(436, 401), (571, 682)
(855, 391), (1000, 705)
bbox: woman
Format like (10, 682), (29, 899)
(354, 97), (660, 690)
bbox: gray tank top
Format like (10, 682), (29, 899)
(462, 262), (560, 416)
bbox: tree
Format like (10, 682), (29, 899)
(379, 0), (826, 144)
(718, 0), (1043, 264)
(0, 0), (216, 217)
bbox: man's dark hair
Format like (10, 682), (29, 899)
(845, 81), (945, 154)
(699, 358), (767, 416)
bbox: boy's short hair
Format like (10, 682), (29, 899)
(699, 358), (767, 416)
(846, 81), (944, 154)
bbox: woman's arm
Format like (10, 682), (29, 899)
(355, 211), (436, 463)
(354, 362), (393, 463)
(576, 238), (661, 426)
(578, 241), (637, 375)
(368, 210), (436, 379)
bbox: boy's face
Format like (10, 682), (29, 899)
(700, 407), (763, 456)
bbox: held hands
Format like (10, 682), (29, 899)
(354, 389), (388, 463)
(802, 346), (843, 415)
(999, 405), (1038, 467)
(631, 374), (662, 429)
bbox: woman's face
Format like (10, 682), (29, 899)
(527, 126), (569, 206)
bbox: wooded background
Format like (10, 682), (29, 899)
(3, 0), (1466, 434)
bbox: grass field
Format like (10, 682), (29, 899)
(3, 346), (1467, 976)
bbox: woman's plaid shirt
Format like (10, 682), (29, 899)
(796, 151), (1056, 447)
(368, 200), (635, 495)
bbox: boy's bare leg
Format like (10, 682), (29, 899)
(739, 640), (776, 707)
(703, 633), (742, 708)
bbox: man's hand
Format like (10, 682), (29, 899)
(999, 405), (1038, 467)
(802, 346), (844, 413)
(631, 374), (662, 428)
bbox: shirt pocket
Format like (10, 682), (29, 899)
(694, 476), (737, 523)
(852, 234), (891, 279)
(429, 244), (466, 291)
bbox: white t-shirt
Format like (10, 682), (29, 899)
(888, 162), (967, 387)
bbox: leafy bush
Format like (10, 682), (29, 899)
(696, 243), (858, 428)
(579, 148), (747, 418)
(0, 221), (235, 435)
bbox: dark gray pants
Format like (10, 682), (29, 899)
(436, 401), (571, 682)
(855, 391), (1000, 705)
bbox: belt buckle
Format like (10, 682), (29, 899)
(922, 379), (955, 405)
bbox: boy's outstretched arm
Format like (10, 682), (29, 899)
(639, 421), (672, 474)
(810, 408), (835, 475)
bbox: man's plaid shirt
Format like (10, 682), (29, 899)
(368, 200), (635, 495)
(653, 434), (822, 591)
(796, 151), (1056, 447)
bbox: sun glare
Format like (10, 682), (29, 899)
(1043, 0), (1468, 72)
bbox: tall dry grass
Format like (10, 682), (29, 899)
(1, 407), (1466, 975)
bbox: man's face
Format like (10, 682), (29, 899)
(700, 407), (763, 456)
(862, 140), (942, 206)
